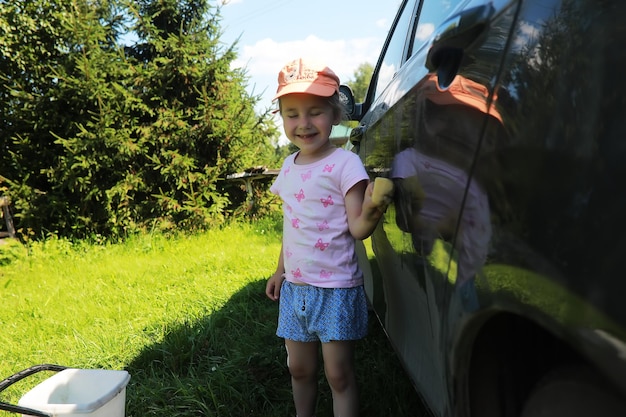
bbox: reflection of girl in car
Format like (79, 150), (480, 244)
(391, 75), (498, 310)
(264, 58), (388, 417)
(392, 147), (491, 284)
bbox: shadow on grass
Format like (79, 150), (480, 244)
(126, 278), (426, 417)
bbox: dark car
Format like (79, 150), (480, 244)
(341, 0), (626, 416)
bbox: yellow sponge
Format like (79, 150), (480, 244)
(371, 177), (394, 206)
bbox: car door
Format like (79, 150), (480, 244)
(353, 0), (519, 415)
(464, 1), (626, 415)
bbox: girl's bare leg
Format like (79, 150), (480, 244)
(285, 339), (320, 417)
(321, 340), (359, 417)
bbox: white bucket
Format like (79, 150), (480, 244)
(18, 369), (130, 417)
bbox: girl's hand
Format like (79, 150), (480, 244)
(266, 272), (285, 301)
(371, 177), (395, 208)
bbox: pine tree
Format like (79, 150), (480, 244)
(0, 0), (278, 238)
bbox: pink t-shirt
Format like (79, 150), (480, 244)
(270, 148), (368, 288)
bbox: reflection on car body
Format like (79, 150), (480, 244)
(343, 0), (626, 416)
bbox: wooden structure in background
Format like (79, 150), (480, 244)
(0, 196), (16, 239)
(226, 166), (280, 210)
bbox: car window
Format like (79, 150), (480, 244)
(370, 0), (467, 104)
(371, 1), (415, 102)
(409, 0), (466, 58)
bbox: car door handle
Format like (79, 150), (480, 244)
(426, 4), (495, 79)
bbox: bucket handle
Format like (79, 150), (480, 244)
(0, 364), (67, 417)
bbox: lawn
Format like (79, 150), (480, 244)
(0, 218), (424, 416)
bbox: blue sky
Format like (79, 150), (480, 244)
(218, 0), (400, 140)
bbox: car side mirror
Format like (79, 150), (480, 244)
(339, 85), (360, 120)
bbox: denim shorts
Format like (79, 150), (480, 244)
(277, 281), (368, 343)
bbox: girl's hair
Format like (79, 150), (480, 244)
(327, 92), (348, 122)
(278, 93), (347, 122)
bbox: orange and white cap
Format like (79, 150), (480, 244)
(273, 58), (340, 100)
(422, 74), (502, 123)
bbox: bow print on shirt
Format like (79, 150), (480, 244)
(295, 189), (305, 202)
(320, 195), (333, 207)
(315, 238), (330, 251)
(301, 170), (312, 181)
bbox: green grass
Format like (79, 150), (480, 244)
(0, 219), (424, 416)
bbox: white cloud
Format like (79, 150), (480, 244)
(376, 18), (389, 29)
(415, 23), (435, 41)
(234, 35), (383, 88)
(516, 20), (539, 45)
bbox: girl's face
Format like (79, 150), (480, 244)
(280, 94), (340, 160)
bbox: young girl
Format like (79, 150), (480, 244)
(265, 58), (387, 417)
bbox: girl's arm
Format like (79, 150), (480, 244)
(265, 243), (285, 301)
(345, 180), (387, 240)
